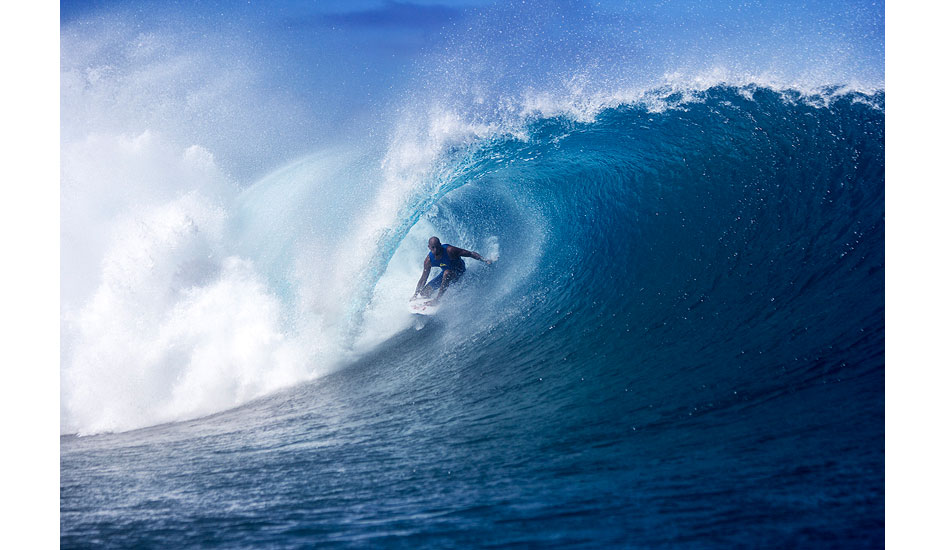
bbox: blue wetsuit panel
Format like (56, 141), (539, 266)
(428, 244), (466, 273)
(426, 244), (465, 290)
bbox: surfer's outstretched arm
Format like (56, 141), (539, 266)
(448, 245), (493, 265)
(413, 256), (432, 298)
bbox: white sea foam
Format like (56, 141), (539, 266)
(59, 130), (319, 434)
(59, 19), (324, 434)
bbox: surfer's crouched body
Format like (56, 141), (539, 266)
(412, 236), (492, 304)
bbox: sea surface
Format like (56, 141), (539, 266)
(61, 1), (884, 547)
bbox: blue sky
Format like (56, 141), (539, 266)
(59, 0), (884, 179)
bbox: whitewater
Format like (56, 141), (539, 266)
(61, 1), (884, 547)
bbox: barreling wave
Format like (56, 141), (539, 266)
(60, 0), (886, 543)
(61, 82), (883, 436)
(377, 83), (884, 392)
(239, 82), (884, 440)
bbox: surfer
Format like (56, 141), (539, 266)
(412, 236), (492, 304)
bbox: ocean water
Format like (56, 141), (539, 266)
(60, 1), (884, 548)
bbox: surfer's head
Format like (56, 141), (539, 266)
(428, 236), (442, 254)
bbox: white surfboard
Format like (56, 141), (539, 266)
(408, 297), (441, 316)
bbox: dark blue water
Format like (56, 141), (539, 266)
(61, 86), (884, 548)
